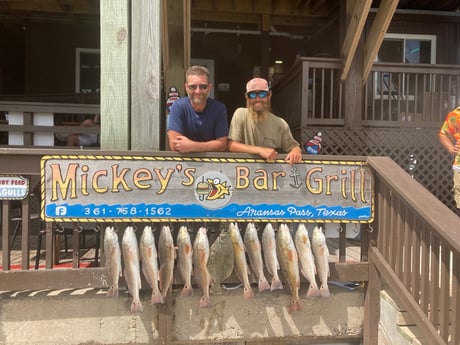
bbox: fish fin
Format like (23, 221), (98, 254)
(287, 300), (301, 313)
(199, 296), (211, 308)
(180, 284), (193, 297)
(258, 277), (270, 292)
(151, 291), (164, 304)
(106, 286), (119, 297)
(131, 300), (144, 314)
(270, 277), (284, 291)
(243, 286), (254, 300)
(320, 284), (330, 298)
(306, 284), (321, 298)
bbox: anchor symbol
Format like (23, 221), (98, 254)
(290, 167), (302, 189)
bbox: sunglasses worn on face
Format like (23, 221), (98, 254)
(247, 91), (269, 99)
(188, 84), (208, 91)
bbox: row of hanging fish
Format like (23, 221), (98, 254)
(103, 222), (330, 314)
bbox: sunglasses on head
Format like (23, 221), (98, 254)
(246, 91), (269, 99)
(187, 84), (209, 91)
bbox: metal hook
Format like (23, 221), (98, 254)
(337, 225), (344, 233)
(367, 225), (374, 233)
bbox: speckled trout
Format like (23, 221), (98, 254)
(176, 225), (193, 297)
(244, 222), (270, 292)
(261, 223), (283, 291)
(311, 226), (330, 298)
(121, 226), (144, 313)
(103, 226), (122, 297)
(193, 227), (211, 308)
(207, 224), (234, 294)
(158, 225), (175, 299)
(277, 223), (301, 313)
(294, 223), (320, 298)
(139, 225), (164, 304)
(229, 222), (253, 300)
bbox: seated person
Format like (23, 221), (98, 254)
(67, 114), (100, 147)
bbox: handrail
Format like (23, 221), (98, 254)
(365, 156), (460, 345)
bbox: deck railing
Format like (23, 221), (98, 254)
(0, 149), (459, 344)
(272, 58), (460, 130)
(364, 156), (460, 345)
(0, 101), (100, 147)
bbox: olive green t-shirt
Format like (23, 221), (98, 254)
(228, 107), (300, 153)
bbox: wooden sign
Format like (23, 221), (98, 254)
(0, 175), (29, 200)
(41, 155), (374, 223)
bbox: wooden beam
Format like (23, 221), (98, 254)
(340, 0), (372, 81)
(130, 0), (161, 150)
(100, 0), (130, 149)
(362, 0), (398, 84)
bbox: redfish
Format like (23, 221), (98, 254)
(311, 226), (330, 298)
(139, 225), (164, 304)
(176, 225), (193, 297)
(193, 227), (211, 308)
(229, 222), (253, 300)
(244, 223), (270, 292)
(158, 225), (175, 299)
(294, 223), (320, 298)
(277, 223), (301, 313)
(103, 226), (122, 297)
(121, 226), (144, 313)
(261, 223), (283, 291)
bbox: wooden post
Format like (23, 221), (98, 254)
(131, 0), (162, 150)
(163, 0), (187, 150)
(100, 0), (130, 149)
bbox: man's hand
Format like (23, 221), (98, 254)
(258, 147), (278, 161)
(172, 135), (194, 153)
(285, 146), (303, 164)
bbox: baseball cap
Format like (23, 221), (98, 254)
(246, 78), (269, 93)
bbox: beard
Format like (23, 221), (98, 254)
(247, 100), (271, 121)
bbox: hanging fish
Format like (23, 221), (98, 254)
(294, 223), (320, 298)
(277, 223), (301, 313)
(207, 224), (234, 295)
(261, 223), (283, 291)
(121, 226), (144, 313)
(229, 222), (253, 300)
(158, 225), (175, 299)
(311, 226), (331, 298)
(176, 225), (193, 297)
(192, 226), (211, 308)
(139, 225), (164, 304)
(244, 222), (270, 292)
(103, 226), (122, 297)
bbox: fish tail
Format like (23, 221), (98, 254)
(106, 286), (119, 297)
(320, 284), (331, 298)
(271, 277), (284, 291)
(306, 284), (321, 298)
(131, 300), (144, 314)
(243, 285), (254, 300)
(151, 291), (164, 305)
(199, 296), (211, 308)
(258, 277), (270, 292)
(288, 300), (302, 313)
(180, 284), (193, 297)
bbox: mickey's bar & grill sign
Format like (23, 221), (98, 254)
(41, 155), (374, 223)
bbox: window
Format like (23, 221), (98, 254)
(378, 33), (436, 64)
(375, 34), (436, 99)
(75, 48), (100, 94)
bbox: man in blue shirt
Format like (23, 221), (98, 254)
(167, 65), (228, 152)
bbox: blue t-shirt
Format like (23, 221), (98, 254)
(167, 97), (228, 141)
